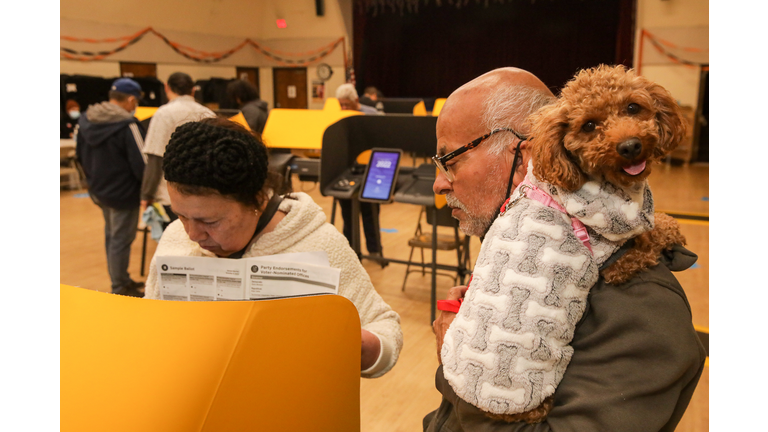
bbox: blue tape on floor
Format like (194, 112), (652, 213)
(381, 228), (398, 233)
(691, 263), (700, 269)
(701, 197), (708, 201)
(74, 193), (90, 198)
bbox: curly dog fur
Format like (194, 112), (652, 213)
(531, 65), (687, 191)
(529, 64), (688, 288)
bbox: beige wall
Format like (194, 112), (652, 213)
(60, 0), (350, 109)
(61, 0), (708, 110)
(635, 0), (709, 108)
(59, 60), (121, 78)
(61, 0), (266, 39)
(61, 0), (349, 40)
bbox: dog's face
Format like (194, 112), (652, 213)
(530, 65), (687, 191)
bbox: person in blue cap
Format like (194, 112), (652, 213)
(76, 78), (147, 297)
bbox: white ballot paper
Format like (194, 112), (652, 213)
(156, 252), (340, 301)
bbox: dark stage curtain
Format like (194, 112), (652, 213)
(354, 0), (635, 98)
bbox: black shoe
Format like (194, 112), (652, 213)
(369, 252), (389, 269)
(112, 281), (145, 297)
(130, 280), (145, 294)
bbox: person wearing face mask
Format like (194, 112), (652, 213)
(61, 99), (80, 138)
(76, 78), (147, 297)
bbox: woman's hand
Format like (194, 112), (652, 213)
(361, 329), (381, 371)
(433, 285), (468, 364)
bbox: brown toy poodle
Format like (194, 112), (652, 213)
(531, 64), (688, 287)
(482, 64), (688, 424)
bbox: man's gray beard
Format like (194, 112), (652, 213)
(444, 158), (509, 237)
(445, 194), (495, 237)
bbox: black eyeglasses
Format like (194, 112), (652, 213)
(432, 128), (527, 182)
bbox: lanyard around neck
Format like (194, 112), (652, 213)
(504, 179), (593, 254)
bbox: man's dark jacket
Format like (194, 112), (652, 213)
(76, 102), (146, 210)
(424, 245), (707, 432)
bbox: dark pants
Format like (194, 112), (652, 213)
(339, 199), (381, 254)
(100, 204), (140, 292)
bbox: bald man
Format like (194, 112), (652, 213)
(424, 68), (706, 431)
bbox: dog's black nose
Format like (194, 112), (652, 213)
(617, 138), (642, 160)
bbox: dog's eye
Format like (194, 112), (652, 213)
(627, 103), (641, 114)
(581, 121), (596, 132)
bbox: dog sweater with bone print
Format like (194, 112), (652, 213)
(441, 163), (654, 416)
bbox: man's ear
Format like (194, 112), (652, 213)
(506, 135), (529, 154)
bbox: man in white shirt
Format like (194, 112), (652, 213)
(140, 72), (215, 223)
(336, 83), (381, 116)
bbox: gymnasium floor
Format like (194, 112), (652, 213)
(60, 160), (709, 432)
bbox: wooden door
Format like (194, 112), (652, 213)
(119, 62), (157, 78)
(273, 68), (308, 109)
(236, 67), (260, 95)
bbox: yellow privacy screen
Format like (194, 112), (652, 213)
(432, 98), (447, 117)
(133, 106), (158, 121)
(61, 285), (361, 432)
(227, 111), (252, 131)
(261, 108), (362, 149)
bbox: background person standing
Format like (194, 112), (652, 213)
(226, 79), (269, 134)
(140, 72), (215, 226)
(76, 78), (146, 297)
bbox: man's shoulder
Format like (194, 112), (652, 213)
(176, 96), (214, 111)
(612, 245), (695, 298)
(152, 102), (214, 128)
(242, 100), (267, 113)
(360, 104), (381, 115)
(157, 97), (214, 115)
(589, 252), (694, 324)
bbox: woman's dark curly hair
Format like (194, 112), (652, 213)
(163, 117), (283, 208)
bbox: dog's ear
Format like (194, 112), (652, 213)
(646, 80), (688, 158)
(530, 103), (585, 191)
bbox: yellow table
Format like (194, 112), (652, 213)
(262, 108), (362, 149)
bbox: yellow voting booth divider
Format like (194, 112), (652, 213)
(227, 111), (252, 131)
(134, 106), (158, 122)
(324, 97), (342, 111)
(412, 101), (428, 116)
(262, 108), (362, 149)
(431, 98), (447, 117)
(61, 284), (361, 432)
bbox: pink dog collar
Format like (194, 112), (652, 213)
(511, 180), (593, 254)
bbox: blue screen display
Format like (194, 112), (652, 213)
(361, 151), (401, 201)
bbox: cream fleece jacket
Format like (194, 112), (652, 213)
(144, 192), (403, 378)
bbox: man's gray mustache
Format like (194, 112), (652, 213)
(445, 194), (467, 214)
